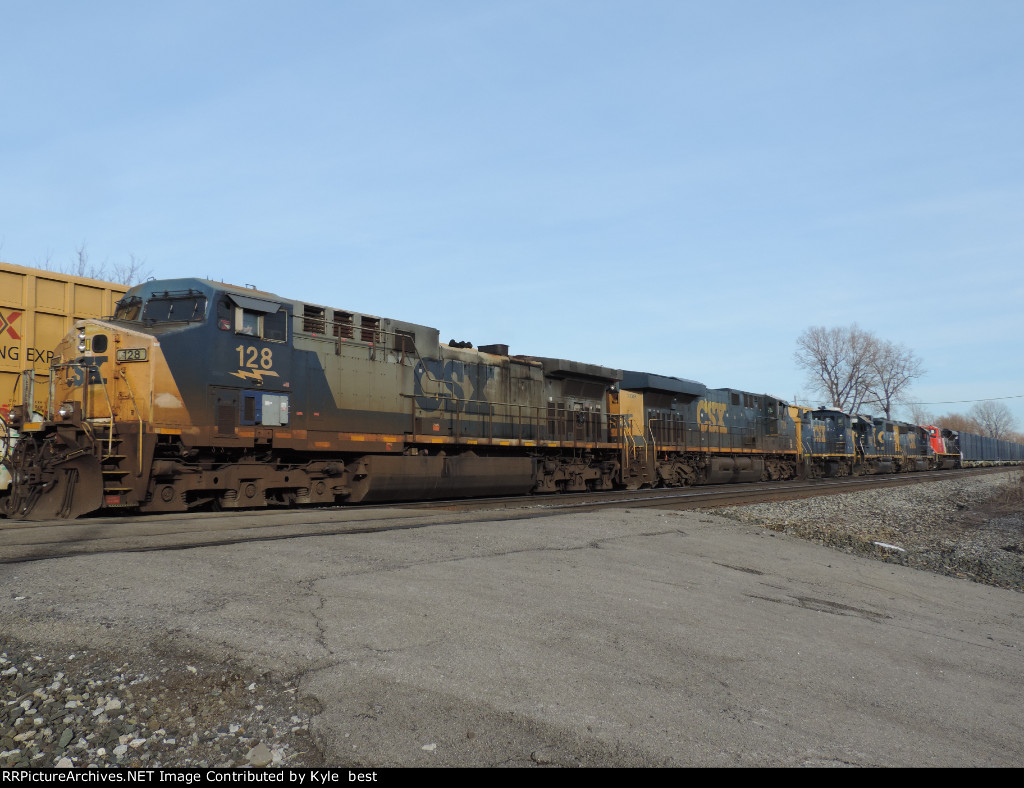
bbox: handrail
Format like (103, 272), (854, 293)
(400, 391), (615, 443)
(90, 364), (118, 461)
(118, 368), (145, 474)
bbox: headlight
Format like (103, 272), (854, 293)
(58, 402), (75, 419)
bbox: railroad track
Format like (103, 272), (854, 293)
(411, 465), (1011, 511)
(0, 466), (1012, 564)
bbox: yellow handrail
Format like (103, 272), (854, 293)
(118, 368), (145, 474)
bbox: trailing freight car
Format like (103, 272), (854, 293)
(0, 262), (128, 417)
(0, 262), (128, 497)
(958, 431), (1024, 464)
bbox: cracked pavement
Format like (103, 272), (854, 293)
(3, 506), (1024, 766)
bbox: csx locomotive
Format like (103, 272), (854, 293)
(0, 278), (973, 520)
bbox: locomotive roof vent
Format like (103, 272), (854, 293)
(479, 344), (509, 356)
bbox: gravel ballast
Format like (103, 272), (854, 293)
(710, 469), (1024, 592)
(0, 645), (323, 768)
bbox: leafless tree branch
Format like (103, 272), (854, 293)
(864, 341), (925, 419)
(794, 324), (880, 413)
(38, 244), (151, 285)
(969, 401), (1017, 440)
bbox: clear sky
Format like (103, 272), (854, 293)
(2, 1), (1022, 427)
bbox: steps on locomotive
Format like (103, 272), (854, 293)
(99, 437), (135, 502)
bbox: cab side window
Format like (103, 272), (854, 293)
(238, 309), (260, 336)
(234, 307), (287, 342)
(264, 310), (287, 341)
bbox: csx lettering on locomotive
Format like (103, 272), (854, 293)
(697, 400), (728, 434)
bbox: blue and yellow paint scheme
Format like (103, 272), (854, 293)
(796, 407), (856, 477)
(614, 372), (800, 486)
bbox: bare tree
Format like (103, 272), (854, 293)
(47, 244), (151, 285)
(864, 341), (925, 419)
(794, 324), (880, 413)
(935, 412), (982, 433)
(969, 401), (1017, 440)
(903, 401), (934, 426)
(33, 249), (54, 270)
(69, 243), (104, 278)
(111, 254), (150, 286)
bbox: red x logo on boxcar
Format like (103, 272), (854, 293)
(0, 310), (22, 340)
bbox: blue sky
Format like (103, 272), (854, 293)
(2, 1), (1022, 426)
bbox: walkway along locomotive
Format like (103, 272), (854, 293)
(0, 278), (974, 520)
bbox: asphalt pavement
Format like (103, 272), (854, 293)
(2, 506), (1022, 767)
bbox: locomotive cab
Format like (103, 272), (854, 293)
(2, 279), (292, 518)
(923, 425), (962, 469)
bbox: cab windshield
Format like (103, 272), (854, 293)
(141, 293), (208, 323)
(114, 295), (143, 321)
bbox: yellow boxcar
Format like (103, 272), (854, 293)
(0, 261), (128, 417)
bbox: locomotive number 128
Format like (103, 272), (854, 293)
(236, 345), (273, 370)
